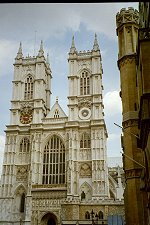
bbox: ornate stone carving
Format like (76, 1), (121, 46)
(118, 55), (136, 69)
(20, 102), (34, 111)
(32, 191), (67, 206)
(79, 162), (92, 178)
(16, 165), (28, 181)
(32, 198), (63, 213)
(78, 97), (92, 109)
(116, 8), (139, 28)
(126, 26), (132, 33)
(125, 169), (142, 179)
(122, 119), (138, 129)
(32, 184), (66, 190)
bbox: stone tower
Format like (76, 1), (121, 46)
(11, 41), (51, 125)
(0, 36), (124, 225)
(116, 7), (145, 225)
(67, 34), (109, 200)
(0, 41), (52, 225)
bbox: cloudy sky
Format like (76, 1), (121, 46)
(0, 2), (139, 173)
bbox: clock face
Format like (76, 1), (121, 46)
(79, 107), (91, 120)
(20, 112), (32, 124)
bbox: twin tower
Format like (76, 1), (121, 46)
(0, 35), (124, 225)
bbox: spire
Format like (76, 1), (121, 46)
(69, 35), (77, 54)
(71, 36), (75, 48)
(38, 40), (44, 57)
(16, 42), (23, 59)
(56, 96), (58, 103)
(46, 53), (51, 72)
(93, 33), (100, 51)
(46, 53), (50, 65)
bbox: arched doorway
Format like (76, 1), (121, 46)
(41, 212), (57, 225)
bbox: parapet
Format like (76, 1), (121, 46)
(116, 7), (139, 29)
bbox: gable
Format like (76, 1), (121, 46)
(46, 101), (67, 119)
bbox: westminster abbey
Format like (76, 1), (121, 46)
(0, 35), (124, 225)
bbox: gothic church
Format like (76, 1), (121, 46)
(0, 35), (124, 225)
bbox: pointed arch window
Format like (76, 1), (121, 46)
(20, 193), (25, 212)
(80, 70), (90, 95)
(81, 191), (86, 200)
(24, 75), (34, 100)
(42, 135), (65, 185)
(85, 211), (90, 219)
(20, 137), (30, 153)
(80, 133), (91, 149)
(98, 211), (104, 219)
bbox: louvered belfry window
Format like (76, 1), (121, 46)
(80, 133), (91, 149)
(42, 135), (65, 184)
(24, 75), (33, 100)
(80, 71), (90, 95)
(54, 109), (59, 118)
(20, 137), (30, 153)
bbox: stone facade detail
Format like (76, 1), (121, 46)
(0, 37), (124, 225)
(16, 165), (28, 181)
(116, 5), (149, 225)
(78, 97), (92, 109)
(116, 7), (139, 28)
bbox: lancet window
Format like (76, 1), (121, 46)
(20, 193), (25, 212)
(20, 137), (30, 153)
(54, 109), (59, 118)
(24, 75), (34, 100)
(42, 135), (65, 185)
(85, 211), (90, 219)
(98, 211), (104, 219)
(80, 70), (90, 95)
(80, 133), (91, 149)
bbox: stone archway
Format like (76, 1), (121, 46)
(41, 212), (57, 225)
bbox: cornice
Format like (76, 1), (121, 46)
(125, 168), (142, 180)
(122, 119), (138, 129)
(117, 54), (137, 70)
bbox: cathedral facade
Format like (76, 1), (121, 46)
(0, 35), (124, 225)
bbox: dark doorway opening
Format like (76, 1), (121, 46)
(47, 217), (56, 225)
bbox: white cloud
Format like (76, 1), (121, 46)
(0, 39), (18, 77)
(0, 3), (139, 78)
(0, 2), (138, 164)
(81, 2), (138, 40)
(0, 3), (138, 42)
(107, 156), (123, 167)
(108, 133), (120, 141)
(0, 4), (81, 42)
(0, 39), (50, 77)
(0, 41), (47, 73)
(107, 133), (122, 157)
(103, 90), (122, 117)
